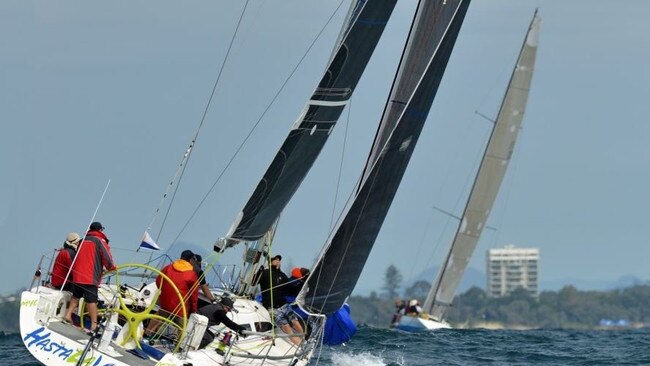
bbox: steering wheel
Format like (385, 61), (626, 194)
(79, 263), (188, 352)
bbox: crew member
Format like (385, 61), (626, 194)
(257, 255), (289, 309)
(197, 297), (246, 348)
(193, 254), (216, 304)
(51, 232), (81, 292)
(390, 299), (405, 327)
(64, 222), (115, 332)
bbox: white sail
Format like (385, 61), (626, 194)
(422, 11), (541, 322)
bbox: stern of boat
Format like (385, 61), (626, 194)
(19, 288), (127, 366)
(19, 283), (314, 365)
(396, 314), (452, 332)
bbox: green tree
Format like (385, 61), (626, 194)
(404, 280), (431, 300)
(347, 284), (650, 329)
(382, 265), (402, 299)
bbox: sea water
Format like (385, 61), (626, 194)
(4, 326), (650, 365)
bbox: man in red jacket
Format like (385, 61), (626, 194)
(157, 250), (199, 319)
(146, 250), (199, 336)
(64, 222), (116, 332)
(50, 232), (81, 291)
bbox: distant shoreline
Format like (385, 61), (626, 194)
(453, 321), (648, 331)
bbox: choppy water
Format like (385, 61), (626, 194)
(5, 326), (650, 365)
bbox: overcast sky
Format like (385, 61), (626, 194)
(2, 0), (649, 296)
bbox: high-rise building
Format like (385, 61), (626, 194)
(486, 245), (539, 297)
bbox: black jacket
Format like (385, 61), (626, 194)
(197, 303), (245, 349)
(257, 266), (289, 309)
(198, 303), (245, 331)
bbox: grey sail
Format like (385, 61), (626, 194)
(302, 0), (472, 315)
(225, 0), (397, 242)
(423, 11), (541, 320)
(362, 0), (464, 183)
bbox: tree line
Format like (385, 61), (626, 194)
(347, 265), (650, 329)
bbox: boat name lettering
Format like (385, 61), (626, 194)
(21, 299), (38, 307)
(24, 327), (115, 366)
(68, 350), (113, 366)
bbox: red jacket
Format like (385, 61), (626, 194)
(70, 230), (116, 286)
(156, 259), (199, 316)
(51, 246), (75, 288)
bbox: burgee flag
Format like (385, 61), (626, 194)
(140, 231), (161, 250)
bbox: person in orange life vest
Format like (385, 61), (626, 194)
(64, 222), (116, 332)
(284, 267), (310, 299)
(145, 250), (200, 337)
(157, 250), (200, 320)
(50, 232), (81, 292)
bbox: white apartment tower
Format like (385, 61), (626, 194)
(487, 245), (539, 297)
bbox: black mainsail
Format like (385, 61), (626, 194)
(302, 0), (472, 315)
(423, 10), (541, 321)
(362, 0), (465, 183)
(225, 0), (397, 243)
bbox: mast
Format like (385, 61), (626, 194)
(423, 10), (541, 320)
(301, 0), (472, 315)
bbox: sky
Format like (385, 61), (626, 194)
(1, 0), (649, 296)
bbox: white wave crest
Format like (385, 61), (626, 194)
(330, 351), (387, 366)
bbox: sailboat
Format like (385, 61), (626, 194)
(395, 10), (541, 332)
(299, 0), (471, 321)
(217, 0), (469, 351)
(19, 0), (470, 365)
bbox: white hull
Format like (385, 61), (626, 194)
(20, 286), (312, 366)
(395, 315), (451, 332)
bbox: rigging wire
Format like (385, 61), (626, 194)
(475, 46), (518, 122)
(59, 180), (111, 295)
(404, 122), (476, 283)
(422, 118), (493, 278)
(153, 0), (252, 259)
(329, 98), (352, 231)
(167, 0), (348, 248)
(304, 166), (363, 311)
(409, 67), (504, 286)
(307, 95), (356, 313)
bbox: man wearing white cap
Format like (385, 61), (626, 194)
(50, 232), (81, 292)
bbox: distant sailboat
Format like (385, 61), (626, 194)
(395, 10), (541, 332)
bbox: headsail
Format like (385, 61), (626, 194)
(362, 0), (465, 184)
(225, 0), (397, 243)
(423, 11), (541, 320)
(302, 0), (472, 315)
